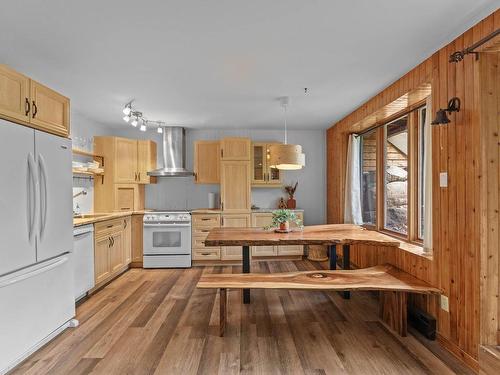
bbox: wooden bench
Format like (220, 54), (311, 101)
(197, 264), (441, 337)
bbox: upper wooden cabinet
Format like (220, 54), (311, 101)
(94, 137), (157, 184)
(220, 160), (251, 212)
(0, 64), (70, 137)
(137, 140), (157, 184)
(221, 137), (251, 161)
(252, 142), (281, 186)
(115, 138), (138, 183)
(0, 65), (30, 123)
(194, 140), (220, 184)
(30, 80), (70, 138)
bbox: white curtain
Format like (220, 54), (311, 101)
(423, 96), (433, 252)
(344, 134), (363, 224)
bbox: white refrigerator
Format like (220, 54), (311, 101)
(0, 119), (75, 374)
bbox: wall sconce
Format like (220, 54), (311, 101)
(431, 97), (461, 125)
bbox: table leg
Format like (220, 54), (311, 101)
(329, 244), (337, 270)
(342, 244), (351, 299)
(242, 245), (250, 304)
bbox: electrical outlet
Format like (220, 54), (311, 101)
(440, 295), (449, 312)
(439, 172), (448, 187)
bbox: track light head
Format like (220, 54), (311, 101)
(123, 115), (130, 123)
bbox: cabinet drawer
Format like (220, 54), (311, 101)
(221, 247), (243, 260)
(192, 227), (213, 237)
(192, 237), (217, 249)
(95, 218), (123, 238)
(277, 245), (304, 256)
(192, 215), (220, 227)
(193, 249), (220, 260)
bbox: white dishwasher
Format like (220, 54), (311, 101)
(72, 225), (95, 301)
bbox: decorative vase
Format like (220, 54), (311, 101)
(279, 221), (290, 231)
(287, 197), (296, 209)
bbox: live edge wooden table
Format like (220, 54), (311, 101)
(204, 224), (400, 304)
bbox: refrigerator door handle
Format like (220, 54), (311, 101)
(38, 154), (48, 240)
(27, 153), (38, 244)
(0, 256), (68, 289)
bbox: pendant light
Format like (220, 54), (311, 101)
(268, 97), (305, 170)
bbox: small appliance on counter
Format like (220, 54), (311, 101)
(143, 210), (192, 268)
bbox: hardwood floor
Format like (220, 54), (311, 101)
(11, 260), (473, 375)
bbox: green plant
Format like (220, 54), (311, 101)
(265, 209), (302, 229)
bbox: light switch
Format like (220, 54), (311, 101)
(440, 295), (449, 312)
(439, 172), (448, 188)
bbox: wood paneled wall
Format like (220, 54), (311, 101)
(326, 10), (500, 369)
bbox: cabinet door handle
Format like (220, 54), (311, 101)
(32, 101), (38, 118)
(124, 220), (127, 228)
(108, 237), (112, 248)
(25, 98), (30, 116)
(201, 252), (210, 256)
(138, 172), (141, 181)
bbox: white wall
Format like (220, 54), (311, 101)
(71, 113), (327, 224)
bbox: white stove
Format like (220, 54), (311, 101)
(143, 210), (192, 268)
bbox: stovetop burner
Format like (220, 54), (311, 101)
(143, 210), (191, 223)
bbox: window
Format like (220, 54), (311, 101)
(358, 104), (427, 244)
(384, 115), (408, 234)
(360, 130), (377, 225)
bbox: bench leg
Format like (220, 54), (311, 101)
(380, 291), (408, 337)
(342, 244), (351, 299)
(220, 288), (227, 337)
(242, 245), (250, 304)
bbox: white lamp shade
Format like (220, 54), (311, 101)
(268, 144), (305, 170)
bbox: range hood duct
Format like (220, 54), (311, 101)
(147, 126), (194, 177)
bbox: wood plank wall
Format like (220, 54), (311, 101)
(326, 10), (500, 369)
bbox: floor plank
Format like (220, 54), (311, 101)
(10, 260), (474, 375)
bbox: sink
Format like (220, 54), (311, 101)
(73, 213), (109, 219)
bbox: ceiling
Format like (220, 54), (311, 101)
(0, 0), (497, 130)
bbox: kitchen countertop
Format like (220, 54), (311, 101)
(191, 208), (303, 215)
(73, 210), (151, 227)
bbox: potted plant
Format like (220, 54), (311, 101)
(266, 209), (302, 233)
(284, 182), (298, 209)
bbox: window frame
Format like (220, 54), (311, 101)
(357, 101), (427, 245)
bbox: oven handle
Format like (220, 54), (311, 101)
(143, 223), (192, 227)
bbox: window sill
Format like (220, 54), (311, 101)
(373, 229), (433, 260)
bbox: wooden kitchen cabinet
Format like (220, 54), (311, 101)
(221, 214), (251, 260)
(277, 211), (304, 256)
(192, 212), (221, 261)
(115, 138), (138, 183)
(93, 217), (132, 289)
(30, 80), (70, 138)
(0, 64), (30, 123)
(252, 143), (281, 186)
(220, 160), (251, 212)
(94, 235), (112, 285)
(137, 140), (157, 184)
(251, 213), (277, 256)
(131, 214), (144, 267)
(194, 140), (220, 184)
(123, 216), (132, 264)
(109, 231), (124, 273)
(0, 64), (70, 137)
(94, 136), (155, 212)
(221, 137), (251, 161)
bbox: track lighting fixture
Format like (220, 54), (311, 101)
(121, 101), (168, 132)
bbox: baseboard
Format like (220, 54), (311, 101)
(437, 333), (479, 373)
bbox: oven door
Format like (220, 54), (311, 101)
(143, 223), (191, 255)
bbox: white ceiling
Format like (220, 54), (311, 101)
(0, 1), (497, 130)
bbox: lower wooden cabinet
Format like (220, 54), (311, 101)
(192, 212), (221, 261)
(250, 211), (304, 257)
(131, 214), (144, 266)
(221, 214), (251, 260)
(251, 213), (277, 256)
(123, 216), (132, 264)
(94, 235), (112, 285)
(93, 216), (132, 289)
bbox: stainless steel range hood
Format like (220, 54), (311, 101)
(147, 126), (194, 177)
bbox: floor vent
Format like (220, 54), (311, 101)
(408, 305), (436, 340)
